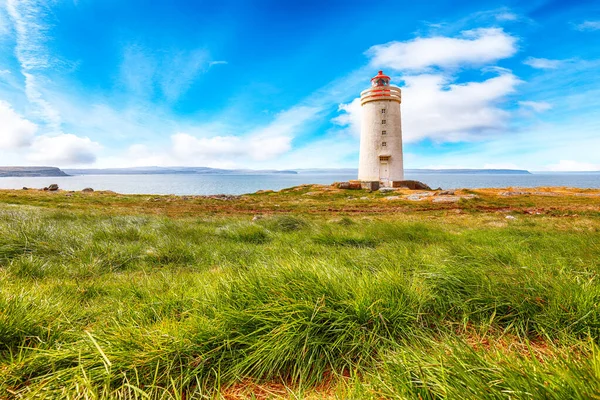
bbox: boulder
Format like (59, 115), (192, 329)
(336, 182), (351, 189)
(379, 187), (395, 193)
(392, 180), (432, 190)
(82, 187), (94, 192)
(22, 187), (28, 190)
(47, 184), (59, 191)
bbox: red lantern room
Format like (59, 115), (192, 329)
(371, 70), (390, 87)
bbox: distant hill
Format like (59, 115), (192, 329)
(407, 169), (532, 175)
(62, 167), (533, 175)
(295, 168), (532, 175)
(64, 167), (298, 175)
(0, 167), (69, 177)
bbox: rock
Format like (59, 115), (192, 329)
(360, 196), (369, 200)
(392, 180), (432, 190)
(47, 184), (59, 191)
(360, 181), (380, 191)
(82, 187), (94, 192)
(384, 196), (401, 200)
(347, 181), (362, 190)
(22, 187), (28, 190)
(252, 215), (263, 221)
(336, 182), (351, 189)
(500, 191), (530, 196)
(207, 194), (239, 201)
(379, 187), (396, 193)
(42, 187), (49, 191)
(65, 193), (73, 197)
(505, 215), (517, 220)
(437, 190), (455, 196)
(433, 196), (461, 203)
(406, 192), (435, 201)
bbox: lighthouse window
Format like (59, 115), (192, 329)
(382, 120), (386, 124)
(381, 109), (386, 114)
(382, 130), (387, 135)
(382, 142), (387, 147)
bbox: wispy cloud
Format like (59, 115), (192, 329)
(523, 57), (563, 69)
(209, 60), (228, 67)
(495, 12), (518, 21)
(518, 100), (552, 112)
(5, 0), (63, 130)
(119, 45), (224, 102)
(573, 20), (600, 31)
(2, 0), (103, 166)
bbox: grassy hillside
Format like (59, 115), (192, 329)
(1, 186), (599, 399)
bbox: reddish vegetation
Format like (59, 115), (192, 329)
(2, 186), (599, 219)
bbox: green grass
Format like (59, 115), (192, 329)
(0, 193), (599, 399)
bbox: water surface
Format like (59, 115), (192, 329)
(0, 173), (598, 195)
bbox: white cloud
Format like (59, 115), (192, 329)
(523, 57), (562, 69)
(28, 134), (101, 165)
(545, 160), (600, 172)
(366, 28), (517, 71)
(0, 100), (38, 149)
(518, 101), (552, 112)
(574, 21), (600, 31)
(169, 106), (319, 165)
(335, 71), (521, 142)
(332, 98), (361, 137)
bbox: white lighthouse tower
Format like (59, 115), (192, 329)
(358, 71), (403, 187)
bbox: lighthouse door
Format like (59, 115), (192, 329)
(379, 161), (390, 186)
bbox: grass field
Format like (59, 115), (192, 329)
(1, 186), (599, 399)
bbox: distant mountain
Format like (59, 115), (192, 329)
(295, 168), (532, 175)
(61, 167), (533, 176)
(0, 167), (69, 177)
(407, 169), (532, 175)
(64, 167), (298, 175)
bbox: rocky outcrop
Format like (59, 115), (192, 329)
(392, 180), (433, 190)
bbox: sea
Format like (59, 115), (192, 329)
(0, 172), (599, 195)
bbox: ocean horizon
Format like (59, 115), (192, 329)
(1, 172), (599, 195)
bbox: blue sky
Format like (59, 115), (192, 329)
(0, 0), (599, 171)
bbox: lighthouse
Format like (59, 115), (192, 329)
(358, 71), (403, 187)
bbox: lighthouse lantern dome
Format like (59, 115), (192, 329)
(371, 70), (390, 87)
